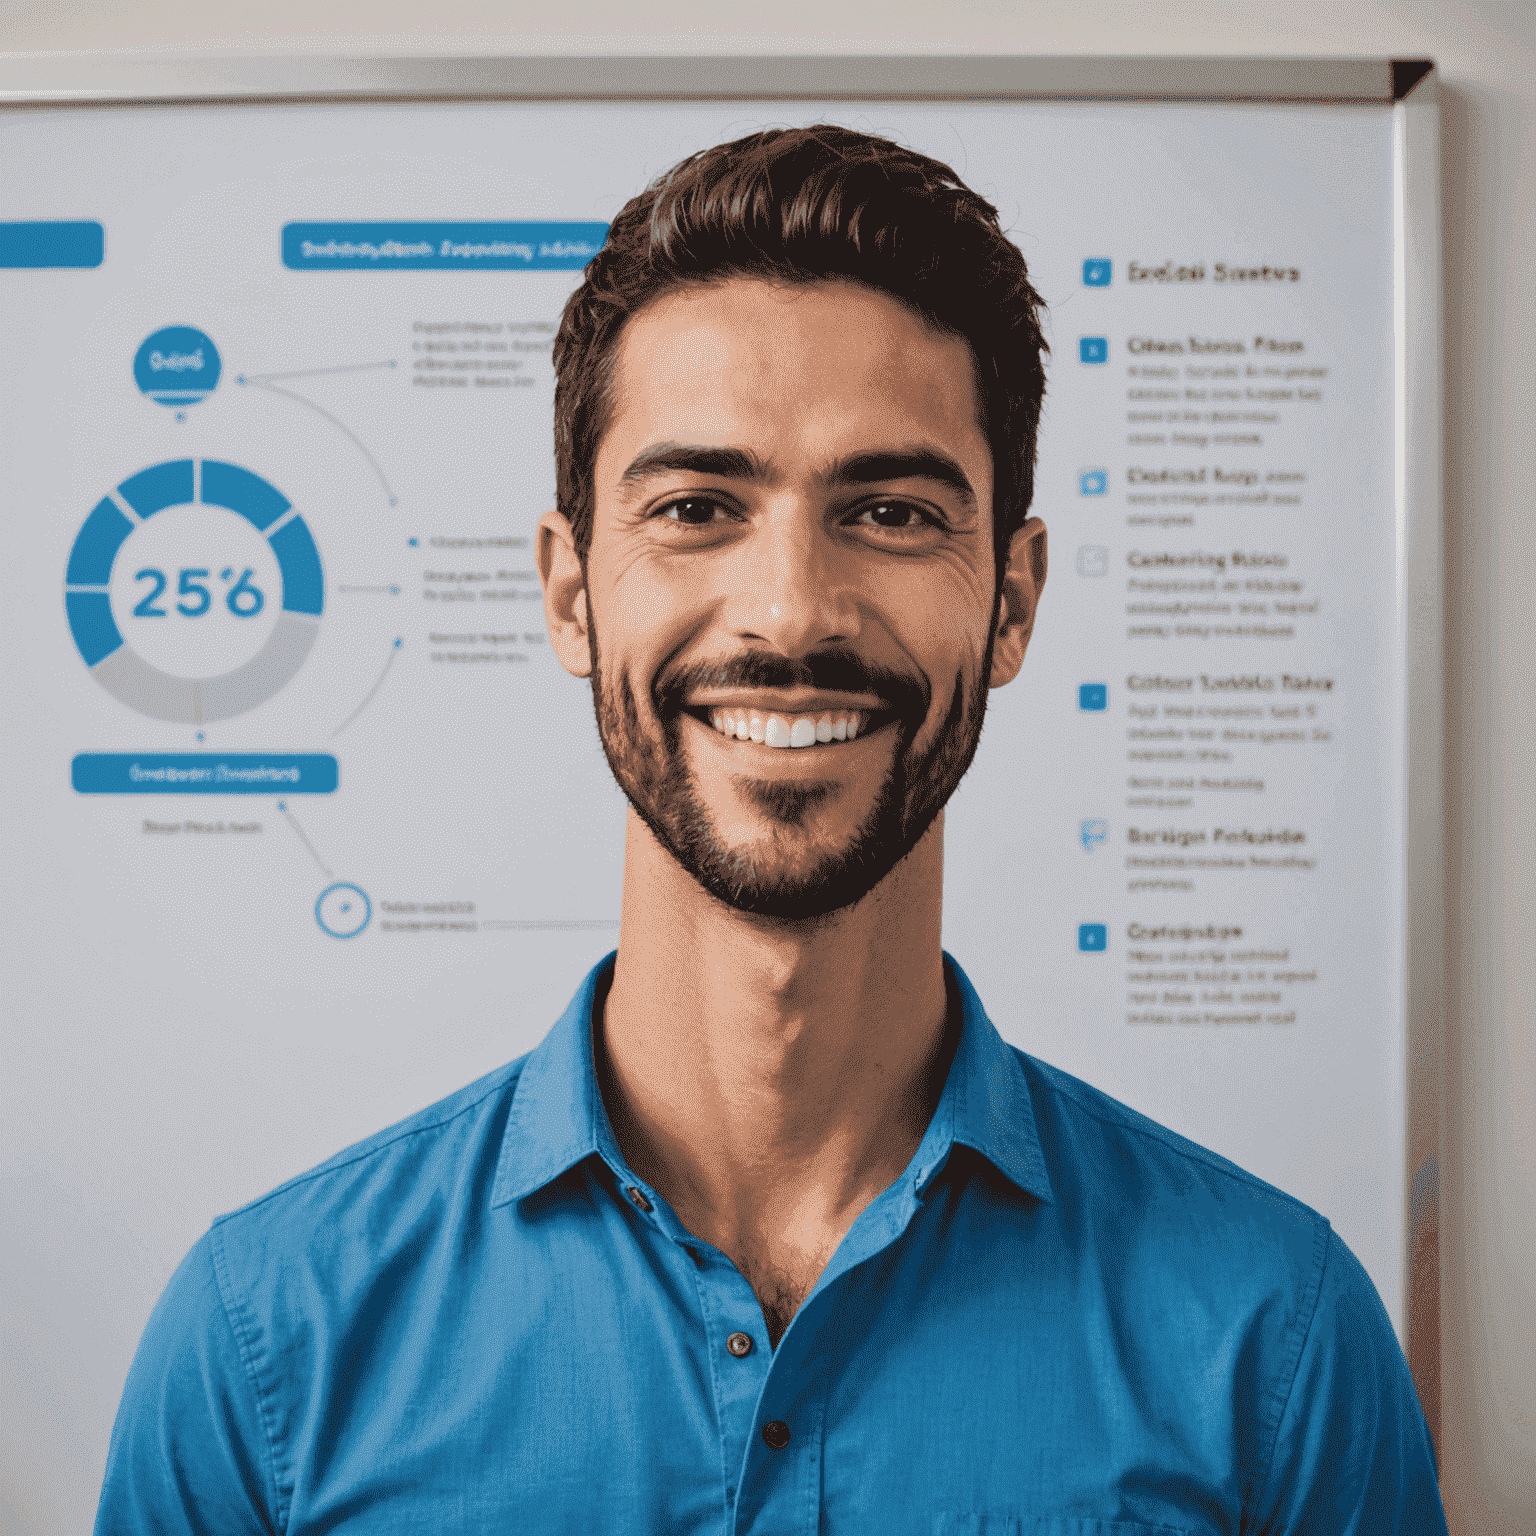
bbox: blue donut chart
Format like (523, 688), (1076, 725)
(64, 458), (323, 723)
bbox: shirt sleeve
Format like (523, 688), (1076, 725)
(1254, 1226), (1447, 1535)
(95, 1230), (279, 1536)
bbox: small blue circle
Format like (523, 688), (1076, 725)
(316, 881), (371, 938)
(134, 326), (221, 407)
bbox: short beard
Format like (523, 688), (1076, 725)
(587, 610), (996, 922)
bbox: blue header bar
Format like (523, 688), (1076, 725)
(73, 753), (339, 794)
(282, 222), (607, 271)
(0, 221), (104, 268)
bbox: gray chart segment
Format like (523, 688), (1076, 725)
(91, 646), (199, 723)
(91, 612), (320, 723)
(202, 613), (319, 720)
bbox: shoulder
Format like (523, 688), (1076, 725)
(1014, 1046), (1331, 1302)
(99, 1054), (541, 1532)
(210, 1051), (532, 1281)
(1020, 1046), (1326, 1221)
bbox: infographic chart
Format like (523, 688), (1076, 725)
(66, 457), (324, 724)
(1, 92), (1420, 1531)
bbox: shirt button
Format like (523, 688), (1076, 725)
(761, 1420), (791, 1450)
(727, 1331), (754, 1358)
(624, 1186), (653, 1212)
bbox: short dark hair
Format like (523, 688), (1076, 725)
(552, 124), (1049, 575)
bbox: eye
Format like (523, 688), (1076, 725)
(657, 497), (729, 526)
(853, 501), (937, 532)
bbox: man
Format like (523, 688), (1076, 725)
(98, 127), (1445, 1534)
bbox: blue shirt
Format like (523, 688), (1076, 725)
(98, 954), (1446, 1535)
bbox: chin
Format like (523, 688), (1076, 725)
(637, 774), (932, 923)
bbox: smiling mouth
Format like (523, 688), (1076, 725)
(685, 706), (887, 749)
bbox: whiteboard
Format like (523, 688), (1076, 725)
(0, 59), (1442, 1531)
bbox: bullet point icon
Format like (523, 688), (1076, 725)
(1077, 545), (1110, 578)
(1080, 818), (1108, 850)
(1082, 258), (1112, 287)
(1079, 336), (1109, 364)
(1078, 923), (1108, 953)
(1079, 683), (1108, 711)
(1078, 468), (1108, 496)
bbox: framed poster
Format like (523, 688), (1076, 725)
(0, 55), (1442, 1527)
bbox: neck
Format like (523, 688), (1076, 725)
(600, 810), (950, 1259)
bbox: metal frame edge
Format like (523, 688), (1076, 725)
(0, 54), (1411, 107)
(1394, 85), (1445, 1449)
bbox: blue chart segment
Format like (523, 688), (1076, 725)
(63, 459), (324, 723)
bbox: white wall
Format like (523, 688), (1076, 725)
(2, 3), (1531, 1531)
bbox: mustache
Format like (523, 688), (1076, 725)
(654, 649), (930, 722)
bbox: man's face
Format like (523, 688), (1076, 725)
(573, 277), (1010, 920)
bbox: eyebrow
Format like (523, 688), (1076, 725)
(619, 443), (771, 485)
(618, 442), (977, 508)
(821, 450), (977, 508)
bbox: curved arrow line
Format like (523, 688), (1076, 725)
(244, 359), (395, 384)
(242, 378), (397, 505)
(331, 639), (402, 739)
(278, 801), (335, 880)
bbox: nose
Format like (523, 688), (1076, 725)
(727, 507), (860, 658)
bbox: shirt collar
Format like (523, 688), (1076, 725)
(491, 952), (622, 1208)
(490, 950), (1053, 1210)
(929, 954), (1054, 1204)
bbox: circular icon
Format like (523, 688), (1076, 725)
(316, 882), (371, 938)
(64, 458), (323, 723)
(134, 326), (221, 407)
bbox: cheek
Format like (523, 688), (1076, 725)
(889, 570), (994, 677)
(589, 553), (716, 683)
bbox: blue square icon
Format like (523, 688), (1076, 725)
(1080, 818), (1108, 850)
(1078, 468), (1108, 496)
(1078, 923), (1108, 953)
(1079, 682), (1107, 711)
(1082, 258), (1112, 287)
(1079, 336), (1109, 364)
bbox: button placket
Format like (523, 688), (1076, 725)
(733, 1367), (826, 1536)
(682, 1241), (772, 1520)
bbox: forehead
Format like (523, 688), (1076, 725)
(598, 277), (989, 483)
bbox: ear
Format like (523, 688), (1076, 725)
(989, 516), (1047, 688)
(537, 510), (593, 679)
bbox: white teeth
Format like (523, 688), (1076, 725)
(703, 707), (865, 744)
